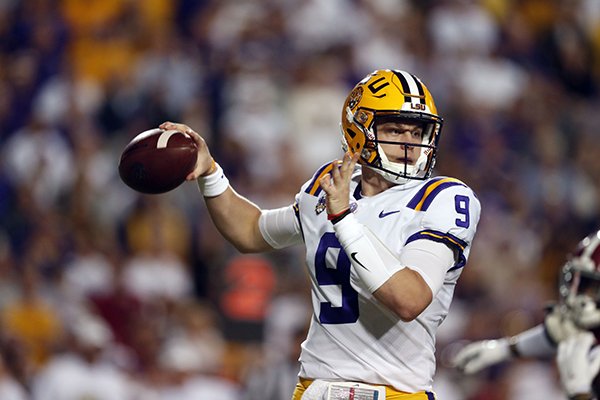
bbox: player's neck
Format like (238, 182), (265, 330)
(360, 166), (397, 196)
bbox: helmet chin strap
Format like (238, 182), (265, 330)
(376, 144), (427, 184)
(363, 163), (411, 185)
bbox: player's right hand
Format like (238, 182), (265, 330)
(452, 339), (512, 374)
(159, 121), (214, 179)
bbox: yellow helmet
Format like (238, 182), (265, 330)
(341, 69), (443, 184)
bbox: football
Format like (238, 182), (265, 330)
(118, 128), (198, 194)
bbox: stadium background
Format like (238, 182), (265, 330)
(1, 0), (600, 398)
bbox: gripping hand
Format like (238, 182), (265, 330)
(159, 121), (215, 179)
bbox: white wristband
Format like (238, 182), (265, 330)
(333, 214), (395, 293)
(197, 163), (229, 197)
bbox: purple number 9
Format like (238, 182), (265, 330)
(314, 233), (359, 324)
(454, 195), (470, 228)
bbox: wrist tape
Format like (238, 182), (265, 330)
(328, 208), (351, 224)
(197, 162), (229, 197)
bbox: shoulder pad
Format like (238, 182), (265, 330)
(407, 176), (468, 211)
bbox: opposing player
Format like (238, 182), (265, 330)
(161, 69), (481, 399)
(452, 230), (600, 399)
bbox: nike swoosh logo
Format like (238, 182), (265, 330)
(350, 252), (370, 271)
(378, 210), (401, 218)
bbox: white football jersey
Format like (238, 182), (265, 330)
(294, 162), (481, 393)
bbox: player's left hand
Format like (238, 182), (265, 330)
(557, 331), (600, 397)
(319, 152), (359, 216)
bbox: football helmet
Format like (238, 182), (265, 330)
(341, 69), (443, 184)
(559, 230), (600, 329)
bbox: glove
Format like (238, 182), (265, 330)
(452, 338), (512, 374)
(544, 304), (584, 344)
(557, 331), (600, 398)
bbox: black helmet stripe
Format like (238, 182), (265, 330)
(409, 73), (426, 104)
(392, 70), (413, 104)
(393, 70), (426, 106)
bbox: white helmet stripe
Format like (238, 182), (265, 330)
(396, 70), (422, 106)
(409, 73), (426, 104)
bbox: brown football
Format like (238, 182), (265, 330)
(118, 128), (198, 194)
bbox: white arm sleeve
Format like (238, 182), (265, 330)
(334, 214), (399, 292)
(399, 239), (455, 296)
(258, 205), (303, 249)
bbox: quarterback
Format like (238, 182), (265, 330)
(161, 69), (481, 399)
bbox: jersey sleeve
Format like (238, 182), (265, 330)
(258, 203), (303, 249)
(259, 163), (335, 249)
(405, 179), (481, 271)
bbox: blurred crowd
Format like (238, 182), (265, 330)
(1, 0), (600, 398)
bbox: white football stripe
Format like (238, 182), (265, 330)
(131, 128), (161, 144)
(157, 130), (178, 149)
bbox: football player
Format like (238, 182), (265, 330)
(161, 68), (481, 400)
(452, 230), (600, 400)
